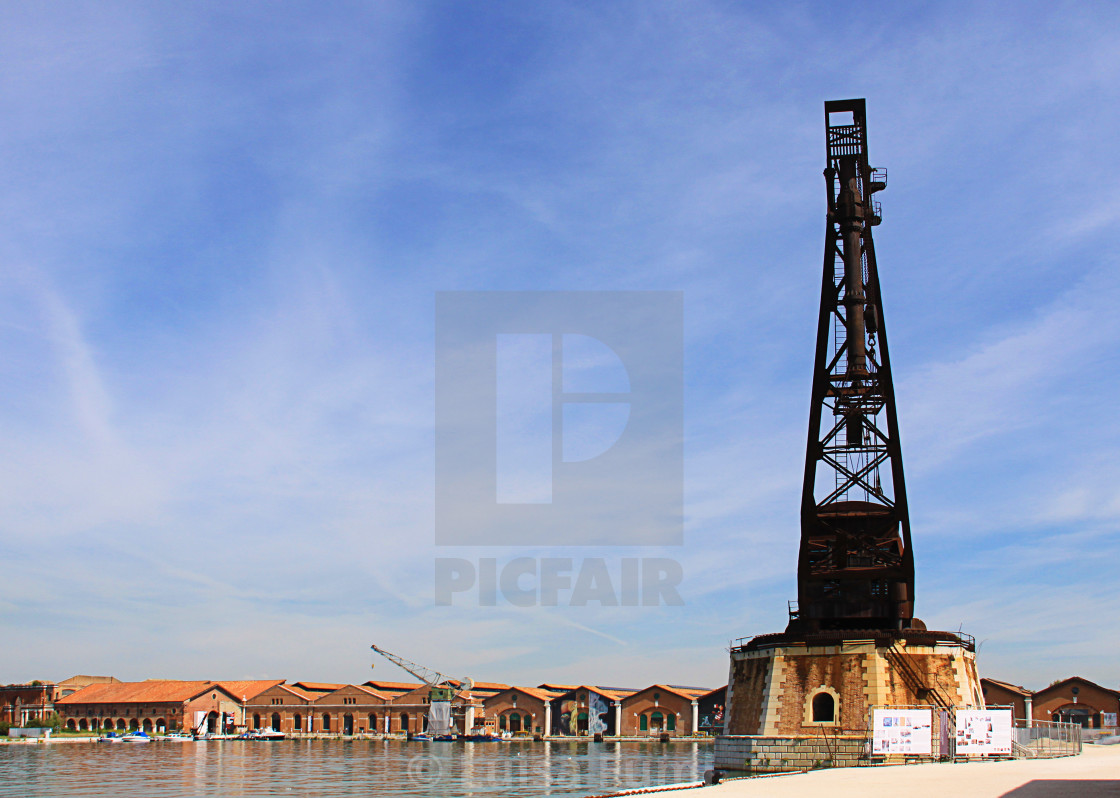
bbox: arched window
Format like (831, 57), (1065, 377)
(812, 692), (835, 723)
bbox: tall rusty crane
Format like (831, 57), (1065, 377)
(790, 99), (921, 634)
(369, 643), (474, 701)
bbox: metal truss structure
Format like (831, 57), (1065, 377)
(791, 99), (919, 633)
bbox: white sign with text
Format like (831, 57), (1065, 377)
(956, 708), (1012, 755)
(872, 708), (933, 755)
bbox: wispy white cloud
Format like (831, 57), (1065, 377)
(1, 1), (1119, 690)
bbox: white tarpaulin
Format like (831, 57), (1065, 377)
(872, 708), (933, 755)
(427, 700), (452, 735)
(955, 708), (1012, 755)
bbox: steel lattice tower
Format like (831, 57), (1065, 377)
(791, 99), (919, 634)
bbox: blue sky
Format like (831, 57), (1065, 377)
(1, 1), (1118, 692)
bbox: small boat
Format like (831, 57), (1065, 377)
(409, 733), (432, 741)
(460, 727), (500, 742)
(98, 732), (124, 743)
(121, 731), (151, 743)
(432, 734), (456, 742)
(256, 729), (286, 740)
(163, 732), (194, 742)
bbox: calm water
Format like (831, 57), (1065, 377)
(0, 738), (713, 797)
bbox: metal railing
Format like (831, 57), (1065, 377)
(1012, 719), (1082, 758)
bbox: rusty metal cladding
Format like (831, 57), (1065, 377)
(789, 99), (920, 634)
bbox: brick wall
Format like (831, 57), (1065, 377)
(725, 639), (981, 738)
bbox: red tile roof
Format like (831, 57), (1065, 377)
(504, 686), (560, 701)
(365, 680), (424, 689)
(292, 682), (345, 692)
(55, 679), (284, 706)
(56, 680), (221, 705)
(215, 680), (286, 701)
(273, 684), (315, 701)
(549, 685), (633, 702)
(628, 684), (713, 701)
(982, 678), (1032, 696)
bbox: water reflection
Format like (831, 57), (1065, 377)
(0, 739), (712, 797)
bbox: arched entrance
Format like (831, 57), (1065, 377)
(344, 714), (354, 735)
(78, 719), (88, 731)
(103, 719), (113, 730)
(294, 713), (303, 732)
(322, 713), (331, 732)
(1053, 705), (1097, 728)
(271, 713), (281, 731)
(156, 718), (166, 733)
(253, 713), (261, 730)
(368, 713), (377, 733)
(129, 719), (139, 731)
(66, 719), (76, 730)
(206, 710), (219, 734)
(142, 719), (153, 733)
(501, 711), (530, 733)
(400, 713), (409, 733)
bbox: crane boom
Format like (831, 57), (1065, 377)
(370, 644), (476, 736)
(370, 644), (454, 687)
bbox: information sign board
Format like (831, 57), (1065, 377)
(871, 708), (933, 755)
(955, 708), (1012, 755)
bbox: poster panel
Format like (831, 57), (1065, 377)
(872, 708), (933, 755)
(955, 708), (1012, 755)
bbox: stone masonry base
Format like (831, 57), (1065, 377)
(714, 734), (867, 773)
